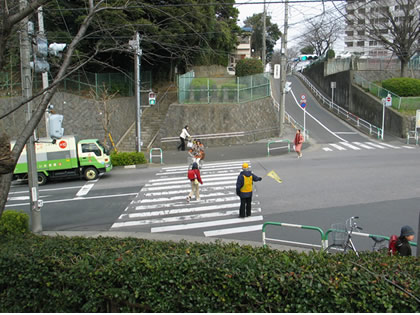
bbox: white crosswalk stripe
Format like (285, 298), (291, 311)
(111, 160), (264, 236)
(323, 141), (416, 152)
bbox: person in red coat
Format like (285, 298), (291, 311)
(293, 129), (304, 158)
(187, 162), (203, 202)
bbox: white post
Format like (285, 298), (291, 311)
(303, 107), (306, 136)
(38, 6), (50, 137)
(381, 98), (385, 140)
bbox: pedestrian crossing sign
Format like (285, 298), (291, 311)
(267, 170), (282, 183)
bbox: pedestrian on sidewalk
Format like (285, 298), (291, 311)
(236, 162), (262, 218)
(187, 162), (203, 202)
(177, 125), (191, 151)
(396, 225), (415, 256)
(293, 129), (304, 158)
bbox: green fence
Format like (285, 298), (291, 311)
(353, 73), (420, 111)
(0, 70), (152, 97)
(178, 71), (270, 104)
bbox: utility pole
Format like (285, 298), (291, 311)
(262, 0), (266, 67)
(134, 32), (142, 152)
(20, 0), (42, 233)
(279, 0), (288, 136)
(38, 6), (50, 137)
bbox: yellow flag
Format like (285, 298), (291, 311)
(267, 170), (282, 183)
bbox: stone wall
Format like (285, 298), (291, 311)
(0, 92), (138, 146)
(156, 97), (279, 149)
(190, 65), (229, 77)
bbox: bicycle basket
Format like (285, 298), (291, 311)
(330, 223), (347, 246)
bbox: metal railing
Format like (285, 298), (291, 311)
(161, 131), (245, 143)
(262, 222), (326, 249)
(295, 71), (382, 138)
(407, 130), (419, 145)
(149, 148), (163, 164)
(267, 140), (290, 156)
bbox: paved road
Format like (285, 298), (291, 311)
(6, 74), (419, 254)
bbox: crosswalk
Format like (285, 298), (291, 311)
(322, 141), (415, 152)
(111, 160), (264, 237)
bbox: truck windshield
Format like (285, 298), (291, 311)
(97, 141), (110, 155)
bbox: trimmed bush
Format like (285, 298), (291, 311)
(327, 49), (335, 59)
(0, 210), (29, 236)
(110, 151), (147, 166)
(235, 58), (264, 77)
(382, 77), (420, 97)
(0, 235), (418, 312)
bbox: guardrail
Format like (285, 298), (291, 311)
(262, 221), (417, 251)
(262, 222), (326, 249)
(407, 130), (419, 145)
(267, 139), (290, 156)
(294, 71), (382, 139)
(149, 148), (163, 164)
(161, 131), (246, 143)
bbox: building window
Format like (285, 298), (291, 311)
(345, 31), (354, 36)
(357, 30), (365, 36)
(358, 19), (365, 25)
(357, 41), (365, 47)
(358, 8), (365, 14)
(369, 41), (377, 46)
(380, 29), (388, 34)
(345, 42), (354, 47)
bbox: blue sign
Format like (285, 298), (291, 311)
(300, 102), (306, 109)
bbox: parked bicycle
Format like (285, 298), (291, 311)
(325, 216), (389, 256)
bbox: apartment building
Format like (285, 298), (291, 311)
(344, 0), (418, 57)
(229, 27), (252, 66)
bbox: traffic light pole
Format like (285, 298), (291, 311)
(134, 32), (142, 152)
(279, 0), (288, 137)
(38, 6), (50, 138)
(20, 0), (42, 233)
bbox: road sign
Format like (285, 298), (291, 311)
(300, 94), (306, 101)
(274, 64), (280, 79)
(385, 94), (392, 107)
(149, 91), (156, 105)
(300, 102), (306, 109)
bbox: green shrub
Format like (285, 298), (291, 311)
(327, 49), (335, 59)
(382, 77), (420, 97)
(110, 151), (147, 166)
(235, 58), (263, 77)
(0, 210), (29, 236)
(0, 235), (418, 312)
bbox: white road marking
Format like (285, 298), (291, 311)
(143, 185), (236, 197)
(150, 215), (264, 233)
(290, 90), (348, 142)
(137, 191), (236, 204)
(204, 224), (263, 237)
(149, 172), (238, 183)
(365, 142), (386, 149)
(142, 180), (236, 192)
(339, 142), (361, 150)
(378, 143), (400, 149)
(330, 143), (347, 151)
(113, 209), (262, 229)
(156, 166), (244, 176)
(402, 145), (415, 149)
(5, 192), (138, 207)
(322, 147), (333, 151)
(134, 197), (241, 211)
(8, 185), (83, 195)
(145, 175), (238, 187)
(76, 183), (95, 197)
(352, 142), (375, 149)
(334, 132), (358, 134)
(161, 160), (250, 171)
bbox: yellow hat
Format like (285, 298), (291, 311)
(242, 162), (249, 169)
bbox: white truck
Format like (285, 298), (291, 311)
(13, 135), (112, 185)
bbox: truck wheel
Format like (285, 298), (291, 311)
(37, 173), (47, 186)
(84, 167), (98, 181)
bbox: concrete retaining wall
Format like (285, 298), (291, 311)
(156, 97), (279, 149)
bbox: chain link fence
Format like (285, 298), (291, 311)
(353, 73), (420, 111)
(178, 71), (270, 104)
(0, 70), (152, 97)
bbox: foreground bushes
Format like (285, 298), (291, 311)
(0, 210), (29, 236)
(110, 151), (147, 166)
(382, 77), (420, 96)
(0, 235), (418, 312)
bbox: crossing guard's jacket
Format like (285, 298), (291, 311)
(236, 170), (262, 198)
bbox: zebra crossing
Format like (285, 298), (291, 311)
(322, 141), (415, 152)
(111, 160), (264, 237)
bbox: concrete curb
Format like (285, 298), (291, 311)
(41, 230), (311, 253)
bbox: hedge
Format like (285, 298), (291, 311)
(0, 210), (29, 236)
(382, 77), (420, 97)
(110, 151), (147, 166)
(235, 58), (264, 77)
(0, 234), (418, 312)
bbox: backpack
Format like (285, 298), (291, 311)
(187, 169), (196, 180)
(388, 234), (398, 256)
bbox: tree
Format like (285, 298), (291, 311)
(348, 0), (420, 77)
(243, 13), (281, 63)
(300, 46), (314, 55)
(0, 0), (242, 218)
(299, 12), (343, 57)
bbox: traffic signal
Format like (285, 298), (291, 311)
(284, 81), (292, 93)
(48, 114), (64, 140)
(300, 56), (307, 61)
(49, 43), (67, 57)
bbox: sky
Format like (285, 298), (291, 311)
(234, 0), (345, 52)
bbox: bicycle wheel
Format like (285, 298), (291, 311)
(325, 244), (346, 254)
